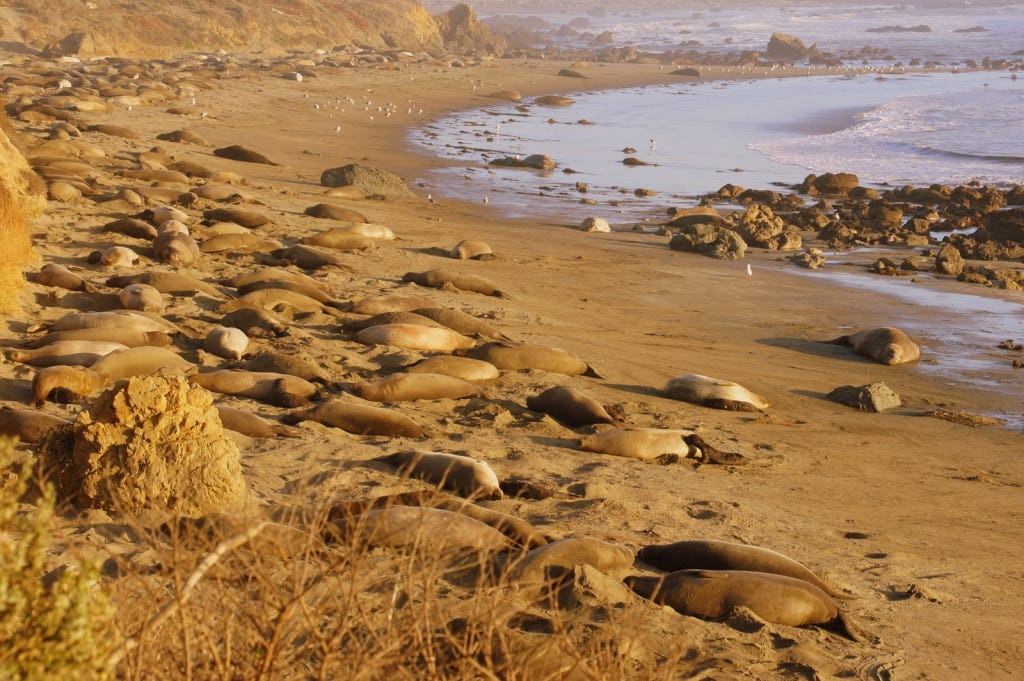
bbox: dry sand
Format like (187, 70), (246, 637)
(3, 55), (1023, 679)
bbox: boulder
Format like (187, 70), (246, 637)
(39, 375), (247, 518)
(809, 172), (860, 195)
(935, 242), (965, 276)
(665, 205), (726, 227)
(579, 217), (610, 232)
(320, 163), (414, 199)
(766, 32), (812, 60)
(435, 4), (507, 56)
(735, 204), (802, 249)
(827, 382), (902, 413)
(669, 224), (747, 260)
(791, 248), (826, 269)
(984, 207), (1024, 243)
(489, 154), (555, 171)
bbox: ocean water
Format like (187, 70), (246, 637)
(412, 70), (1023, 222)
(411, 4), (1024, 223)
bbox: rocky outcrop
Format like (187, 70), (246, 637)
(435, 4), (507, 56)
(0, 110), (44, 317)
(766, 32), (813, 60)
(320, 164), (415, 199)
(0, 0), (507, 59)
(40, 375), (247, 518)
(669, 224), (747, 260)
(735, 204), (802, 250)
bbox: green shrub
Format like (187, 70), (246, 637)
(0, 438), (118, 681)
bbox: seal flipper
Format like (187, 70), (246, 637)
(822, 334), (852, 346)
(827, 611), (879, 644)
(583, 364), (605, 379)
(684, 434), (746, 465)
(702, 398), (760, 412)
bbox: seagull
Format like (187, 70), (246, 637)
(746, 264), (753, 278)
(427, 194), (436, 204)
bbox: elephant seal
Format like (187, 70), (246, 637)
(20, 328), (171, 350)
(35, 263), (97, 293)
(189, 370), (321, 407)
(202, 207), (273, 229)
(220, 308), (289, 339)
(410, 308), (509, 340)
(303, 203), (367, 222)
(31, 365), (109, 405)
(90, 246), (139, 267)
(7, 341), (128, 367)
(227, 268), (331, 294)
(355, 323), (475, 352)
(204, 326), (249, 360)
(637, 540), (854, 600)
(48, 310), (179, 334)
(270, 245), (351, 271)
(148, 205), (191, 225)
(324, 222), (396, 240)
(331, 506), (509, 552)
(284, 400), (429, 438)
(349, 372), (484, 402)
(101, 217), (159, 240)
(375, 450), (503, 501)
(218, 289), (343, 316)
(215, 405), (302, 438)
(457, 341), (603, 378)
(118, 283), (165, 312)
(508, 537), (634, 583)
(350, 293), (437, 315)
(663, 373), (769, 412)
(824, 327), (920, 365)
(90, 346), (194, 380)
(624, 570), (874, 643)
(405, 356), (499, 382)
(213, 145), (278, 165)
(153, 231), (201, 266)
(299, 230), (377, 252)
(526, 386), (619, 427)
(199, 233), (283, 254)
(0, 406), (71, 443)
(341, 311), (444, 333)
(107, 272), (224, 298)
(577, 428), (744, 464)
(450, 239), (494, 260)
(232, 352), (331, 384)
(235, 280), (338, 305)
(403, 268), (508, 298)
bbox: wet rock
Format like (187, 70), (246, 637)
(935, 242), (965, 276)
(489, 154), (555, 171)
(827, 382), (902, 412)
(791, 248), (826, 269)
(735, 204), (801, 250)
(39, 375), (247, 517)
(320, 163), (414, 198)
(579, 216), (610, 232)
(665, 205), (726, 227)
(806, 172), (860, 196)
(766, 32), (813, 60)
(669, 224), (747, 260)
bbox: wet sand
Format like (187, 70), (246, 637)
(4, 55), (1024, 679)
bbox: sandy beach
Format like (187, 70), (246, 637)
(2, 52), (1023, 680)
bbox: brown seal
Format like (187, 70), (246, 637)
(0, 406), (71, 443)
(212, 145), (278, 165)
(235, 279), (339, 305)
(220, 308), (289, 339)
(526, 385), (619, 427)
(153, 231), (201, 266)
(199, 232), (283, 254)
(402, 268), (508, 298)
(189, 370), (321, 407)
(457, 341), (602, 378)
(203, 207), (273, 228)
(47, 310), (178, 334)
(226, 268), (332, 293)
(450, 239), (494, 260)
(303, 203), (368, 222)
(663, 373), (769, 411)
(283, 400), (429, 438)
(203, 326), (249, 360)
(410, 307), (510, 340)
(824, 327), (921, 365)
(624, 570), (875, 643)
(330, 506), (510, 552)
(31, 365), (109, 405)
(101, 217), (159, 240)
(7, 340), (128, 367)
(577, 428), (744, 464)
(218, 289), (344, 316)
(341, 311), (444, 333)
(355, 323), (475, 352)
(89, 245), (139, 267)
(232, 352), (331, 384)
(405, 356), (499, 382)
(106, 271), (224, 298)
(349, 372), (484, 402)
(508, 537), (634, 583)
(376, 449), (503, 501)
(350, 293), (437, 315)
(270, 244), (352, 271)
(118, 283), (165, 313)
(90, 346), (194, 381)
(215, 405), (302, 438)
(19, 328), (172, 350)
(637, 540), (855, 600)
(299, 230), (377, 252)
(35, 263), (97, 293)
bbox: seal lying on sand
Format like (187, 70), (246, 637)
(577, 428), (744, 464)
(355, 323), (475, 352)
(283, 400), (429, 438)
(526, 385), (620, 428)
(189, 370), (321, 407)
(349, 372), (484, 402)
(31, 365), (109, 405)
(403, 268), (508, 298)
(823, 327), (920, 365)
(0, 406), (71, 443)
(637, 540), (854, 600)
(625, 570), (875, 642)
(663, 373), (769, 412)
(457, 341), (603, 378)
(507, 537), (633, 584)
(375, 450), (503, 501)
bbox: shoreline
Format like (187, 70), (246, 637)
(3, 51), (1023, 679)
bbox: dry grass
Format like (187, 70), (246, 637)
(98, 498), (678, 681)
(0, 181), (34, 317)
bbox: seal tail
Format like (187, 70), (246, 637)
(684, 434), (746, 465)
(830, 611), (879, 645)
(583, 364), (605, 379)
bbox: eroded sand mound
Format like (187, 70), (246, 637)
(41, 374), (246, 517)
